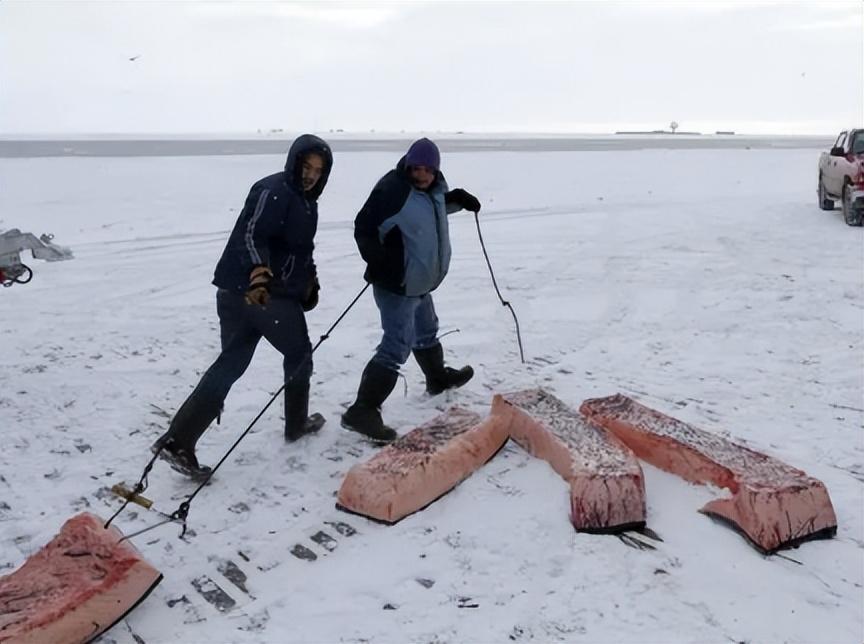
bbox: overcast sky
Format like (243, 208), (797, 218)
(1, 0), (861, 135)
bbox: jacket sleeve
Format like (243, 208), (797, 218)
(354, 174), (409, 270)
(241, 185), (283, 269)
(354, 186), (387, 267)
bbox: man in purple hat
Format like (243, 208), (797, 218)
(341, 138), (482, 442)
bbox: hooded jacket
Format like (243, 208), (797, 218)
(354, 157), (463, 296)
(212, 135), (333, 299)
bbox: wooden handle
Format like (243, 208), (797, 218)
(111, 483), (154, 509)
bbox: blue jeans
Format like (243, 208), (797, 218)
(371, 285), (439, 372)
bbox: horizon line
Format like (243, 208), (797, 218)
(0, 130), (839, 140)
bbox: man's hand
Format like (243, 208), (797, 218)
(449, 188), (481, 213)
(302, 276), (320, 312)
(244, 266), (273, 306)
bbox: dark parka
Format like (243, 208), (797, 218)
(354, 157), (463, 296)
(213, 135), (333, 300)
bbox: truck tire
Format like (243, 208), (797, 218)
(818, 174), (834, 211)
(842, 182), (862, 227)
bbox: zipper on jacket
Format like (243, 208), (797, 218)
(281, 255), (296, 280)
(430, 192), (445, 277)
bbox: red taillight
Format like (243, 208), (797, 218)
(857, 165), (864, 189)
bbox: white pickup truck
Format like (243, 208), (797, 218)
(818, 128), (864, 226)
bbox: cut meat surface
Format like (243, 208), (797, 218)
(0, 512), (162, 643)
(337, 407), (507, 523)
(493, 390), (646, 533)
(580, 394), (838, 553)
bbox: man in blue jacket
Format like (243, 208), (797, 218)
(153, 134), (333, 478)
(341, 138), (481, 442)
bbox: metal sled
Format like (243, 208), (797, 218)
(0, 228), (74, 287)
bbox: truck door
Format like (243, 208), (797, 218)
(826, 131), (847, 195)
(842, 131), (863, 185)
(849, 131), (864, 156)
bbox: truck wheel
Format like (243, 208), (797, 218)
(842, 183), (862, 227)
(818, 174), (834, 210)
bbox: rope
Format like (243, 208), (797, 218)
(106, 283), (371, 532)
(117, 513), (182, 543)
(473, 212), (525, 363)
(104, 451), (159, 529)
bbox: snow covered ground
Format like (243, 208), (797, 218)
(1, 141), (862, 643)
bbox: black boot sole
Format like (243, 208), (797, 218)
(151, 443), (212, 481)
(427, 370), (474, 396)
(285, 413), (326, 442)
(339, 418), (397, 444)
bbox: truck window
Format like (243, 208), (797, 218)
(834, 132), (848, 150)
(849, 132), (864, 155)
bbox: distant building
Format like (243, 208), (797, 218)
(615, 130), (702, 135)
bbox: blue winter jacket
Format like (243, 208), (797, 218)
(354, 157), (464, 296)
(213, 135), (333, 300)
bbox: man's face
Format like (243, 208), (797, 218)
(301, 153), (325, 192)
(409, 165), (436, 191)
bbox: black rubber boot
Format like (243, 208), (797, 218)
(413, 343), (473, 395)
(341, 360), (399, 443)
(151, 391), (222, 480)
(284, 378), (325, 442)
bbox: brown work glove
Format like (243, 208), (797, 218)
(244, 266), (273, 306)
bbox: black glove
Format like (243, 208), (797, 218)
(448, 188), (481, 213)
(302, 276), (320, 312)
(244, 266), (272, 306)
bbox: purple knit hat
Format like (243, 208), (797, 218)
(405, 138), (440, 171)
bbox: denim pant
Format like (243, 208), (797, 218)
(371, 285), (439, 372)
(169, 289), (312, 441)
